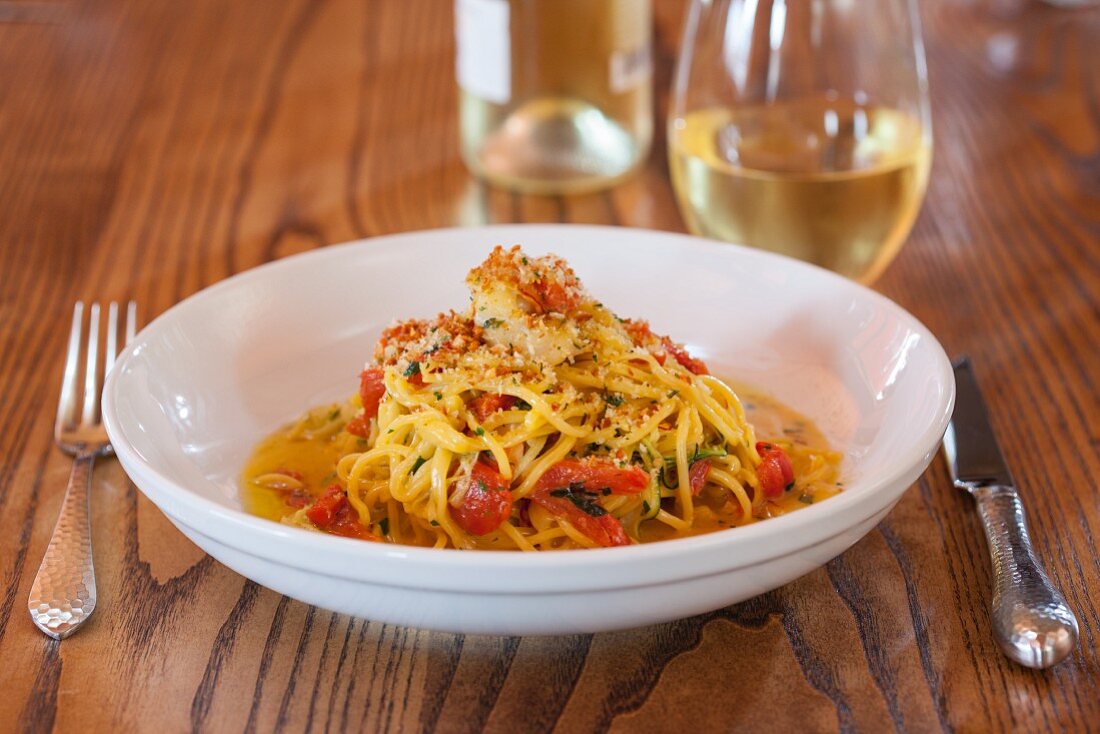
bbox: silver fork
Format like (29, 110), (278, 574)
(28, 301), (137, 640)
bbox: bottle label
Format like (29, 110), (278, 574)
(455, 0), (511, 104)
(610, 44), (652, 94)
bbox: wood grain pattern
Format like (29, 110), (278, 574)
(1, 0), (1098, 731)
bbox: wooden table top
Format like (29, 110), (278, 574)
(2, 0), (1098, 731)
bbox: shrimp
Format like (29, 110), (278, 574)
(466, 246), (590, 366)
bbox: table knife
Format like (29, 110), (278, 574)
(943, 356), (1078, 669)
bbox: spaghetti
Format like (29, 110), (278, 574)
(242, 246), (842, 550)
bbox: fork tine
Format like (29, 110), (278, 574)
(81, 303), (100, 426)
(104, 302), (119, 377)
(55, 302), (84, 433)
(125, 301), (137, 345)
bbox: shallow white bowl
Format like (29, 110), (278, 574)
(103, 225), (953, 635)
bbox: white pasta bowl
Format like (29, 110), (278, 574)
(103, 225), (953, 635)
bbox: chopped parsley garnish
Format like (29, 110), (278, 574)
(786, 481), (795, 492)
(605, 393), (624, 407)
(327, 408), (341, 421)
(379, 517), (390, 535)
(482, 317), (503, 328)
(434, 391), (443, 400)
(514, 399), (531, 410)
(667, 389), (679, 398)
(548, 483), (608, 516)
(403, 361), (421, 378)
(430, 519), (439, 526)
(412, 456), (427, 473)
(521, 257), (528, 265)
(798, 493), (814, 504)
(475, 427), (485, 436)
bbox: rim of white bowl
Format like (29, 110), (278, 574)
(102, 225), (955, 593)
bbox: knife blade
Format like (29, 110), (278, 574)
(944, 356), (1014, 489)
(942, 355), (1078, 669)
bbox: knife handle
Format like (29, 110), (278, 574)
(972, 485), (1078, 669)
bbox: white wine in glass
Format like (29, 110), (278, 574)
(670, 0), (932, 283)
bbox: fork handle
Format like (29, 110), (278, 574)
(972, 484), (1078, 668)
(28, 454), (98, 640)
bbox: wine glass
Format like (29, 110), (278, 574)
(669, 0), (932, 283)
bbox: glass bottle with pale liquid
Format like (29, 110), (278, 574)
(670, 0), (932, 283)
(456, 0), (653, 194)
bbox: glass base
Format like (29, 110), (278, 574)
(463, 96), (648, 195)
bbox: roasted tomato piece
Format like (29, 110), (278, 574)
(756, 442), (795, 498)
(305, 485), (377, 540)
(689, 460), (711, 496)
(533, 458), (649, 496)
(469, 393), (518, 421)
(306, 485), (346, 527)
(622, 320), (708, 375)
(528, 458), (645, 547)
(347, 366), (386, 437)
(359, 366), (386, 417)
(345, 415), (371, 438)
(450, 461), (514, 536)
(530, 491), (630, 547)
(662, 337), (708, 375)
(328, 514), (376, 540)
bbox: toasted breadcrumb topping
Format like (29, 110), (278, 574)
(366, 246), (707, 427)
